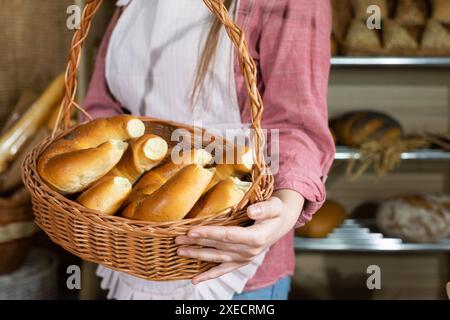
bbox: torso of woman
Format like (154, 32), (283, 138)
(84, 0), (335, 292)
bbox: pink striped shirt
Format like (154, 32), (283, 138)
(83, 0), (334, 291)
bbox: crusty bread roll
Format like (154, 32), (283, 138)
(124, 164), (215, 222)
(186, 177), (251, 219)
(126, 149), (212, 204)
(38, 115), (145, 194)
(77, 176), (132, 215)
(40, 140), (128, 194)
(107, 134), (168, 184)
(296, 200), (347, 238)
(206, 145), (253, 192)
(76, 134), (167, 214)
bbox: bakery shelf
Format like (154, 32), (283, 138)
(331, 57), (450, 68)
(295, 219), (450, 252)
(334, 146), (450, 161)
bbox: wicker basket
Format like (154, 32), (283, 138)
(0, 248), (58, 300)
(0, 188), (36, 274)
(22, 0), (273, 281)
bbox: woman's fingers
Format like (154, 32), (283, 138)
(192, 262), (248, 285)
(175, 236), (258, 256)
(246, 197), (284, 221)
(188, 225), (263, 247)
(177, 246), (250, 264)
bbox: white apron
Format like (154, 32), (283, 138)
(97, 0), (266, 300)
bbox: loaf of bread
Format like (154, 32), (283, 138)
(421, 20), (450, 51)
(332, 111), (403, 147)
(126, 148), (212, 205)
(345, 20), (382, 52)
(384, 20), (419, 50)
(351, 0), (388, 19)
(376, 194), (450, 243)
(186, 177), (251, 219)
(38, 115), (145, 194)
(395, 0), (427, 26)
(432, 0), (450, 24)
(77, 176), (132, 215)
(295, 200), (347, 238)
(123, 164), (215, 222)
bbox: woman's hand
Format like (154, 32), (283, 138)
(175, 189), (305, 285)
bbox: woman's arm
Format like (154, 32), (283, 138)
(259, 0), (335, 227)
(176, 0), (335, 283)
(83, 9), (125, 119)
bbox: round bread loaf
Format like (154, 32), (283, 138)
(295, 200), (347, 238)
(332, 111), (403, 147)
(376, 194), (450, 243)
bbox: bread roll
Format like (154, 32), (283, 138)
(127, 149), (212, 204)
(186, 177), (251, 219)
(124, 164), (215, 222)
(108, 134), (168, 184)
(77, 176), (132, 215)
(296, 200), (347, 238)
(206, 145), (253, 192)
(40, 139), (128, 194)
(38, 115), (145, 194)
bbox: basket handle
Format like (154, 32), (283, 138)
(54, 0), (270, 197)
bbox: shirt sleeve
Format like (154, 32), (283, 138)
(258, 0), (335, 227)
(82, 9), (125, 120)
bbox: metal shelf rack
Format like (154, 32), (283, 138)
(334, 146), (450, 161)
(295, 219), (450, 252)
(331, 57), (450, 68)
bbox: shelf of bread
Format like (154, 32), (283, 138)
(331, 56), (450, 68)
(331, 0), (450, 58)
(335, 146), (450, 161)
(295, 219), (450, 252)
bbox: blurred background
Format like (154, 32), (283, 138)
(0, 0), (449, 300)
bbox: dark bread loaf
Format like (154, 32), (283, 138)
(332, 111), (403, 147)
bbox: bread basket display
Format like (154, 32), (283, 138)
(22, 0), (273, 281)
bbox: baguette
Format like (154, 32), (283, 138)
(124, 164), (215, 222)
(127, 148), (212, 204)
(77, 176), (132, 215)
(38, 115), (145, 194)
(186, 177), (252, 219)
(1, 90), (38, 135)
(0, 75), (65, 174)
(0, 128), (49, 193)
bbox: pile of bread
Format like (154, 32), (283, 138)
(37, 115), (254, 222)
(332, 0), (450, 56)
